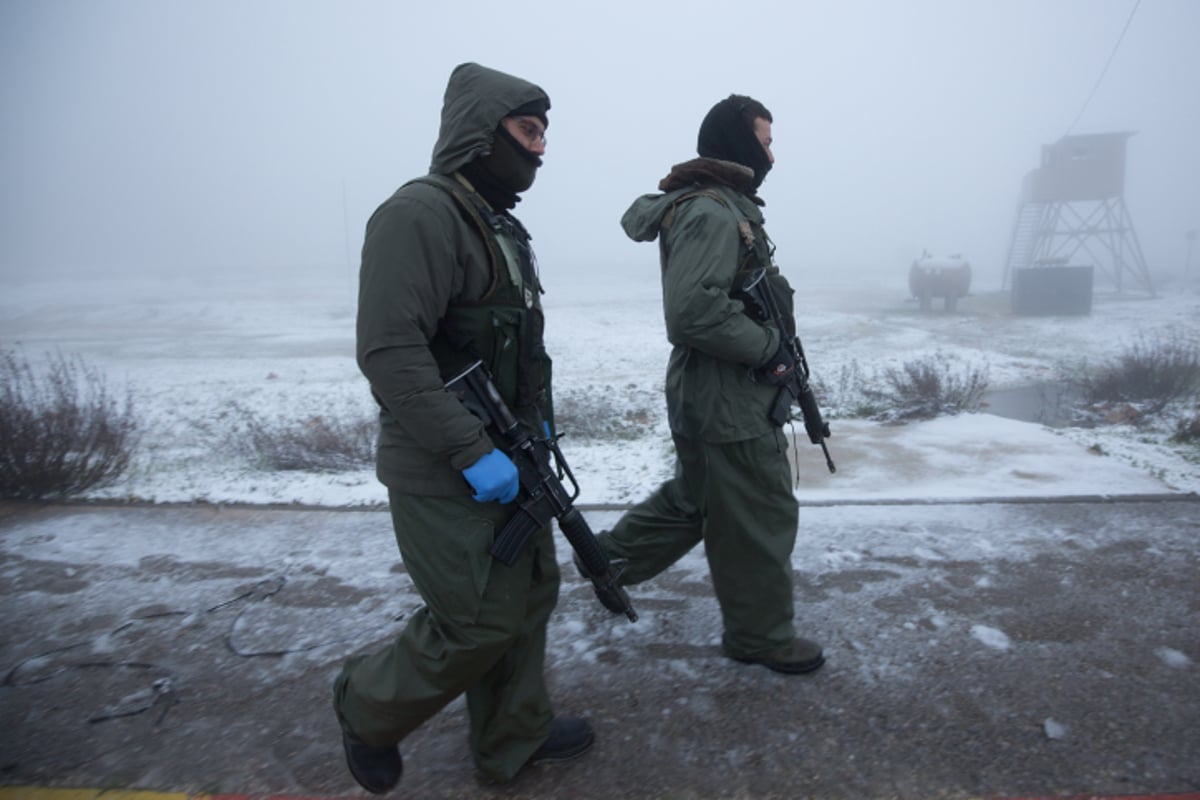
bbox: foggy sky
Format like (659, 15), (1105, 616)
(2, 0), (1198, 291)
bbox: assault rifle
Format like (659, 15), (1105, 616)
(445, 360), (638, 622)
(736, 268), (837, 474)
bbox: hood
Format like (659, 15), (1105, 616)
(620, 191), (683, 243)
(619, 157), (759, 243)
(429, 63), (551, 175)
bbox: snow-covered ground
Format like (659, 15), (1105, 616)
(2, 264), (1198, 507)
(3, 266), (1198, 797)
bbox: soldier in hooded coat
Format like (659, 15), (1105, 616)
(592, 95), (827, 677)
(332, 62), (592, 793)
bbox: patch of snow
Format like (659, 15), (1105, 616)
(1154, 646), (1192, 669)
(2, 272), (1198, 507)
(970, 624), (1011, 651)
(1043, 718), (1068, 740)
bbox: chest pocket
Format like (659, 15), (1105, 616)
(409, 175), (549, 415)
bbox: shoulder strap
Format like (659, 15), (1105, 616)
(408, 175), (544, 410)
(660, 188), (727, 231)
(406, 175), (504, 301)
(661, 187), (757, 249)
(658, 187), (761, 277)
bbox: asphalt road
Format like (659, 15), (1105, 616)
(1, 498), (1198, 799)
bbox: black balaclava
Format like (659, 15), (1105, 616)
(696, 95), (772, 189)
(463, 98), (548, 210)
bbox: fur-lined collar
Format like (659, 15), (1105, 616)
(657, 157), (765, 205)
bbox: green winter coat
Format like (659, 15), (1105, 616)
(621, 158), (792, 443)
(356, 63), (553, 495)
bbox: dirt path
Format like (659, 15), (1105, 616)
(2, 499), (1198, 799)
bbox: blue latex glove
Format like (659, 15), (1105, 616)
(462, 449), (519, 504)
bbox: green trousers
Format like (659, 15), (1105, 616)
(599, 429), (799, 658)
(333, 489), (560, 783)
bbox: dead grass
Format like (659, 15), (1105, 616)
(1073, 332), (1200, 413)
(0, 349), (138, 499)
(227, 404), (376, 472)
(1062, 331), (1200, 427)
(862, 352), (990, 423)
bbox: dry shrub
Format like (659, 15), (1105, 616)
(863, 351), (989, 422)
(1073, 332), (1200, 415)
(811, 360), (885, 419)
(1171, 409), (1200, 445)
(229, 405), (376, 471)
(0, 350), (138, 499)
(553, 385), (658, 441)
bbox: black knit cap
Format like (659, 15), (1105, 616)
(508, 98), (549, 129)
(697, 95), (772, 189)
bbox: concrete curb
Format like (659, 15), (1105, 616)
(6, 491), (1197, 515)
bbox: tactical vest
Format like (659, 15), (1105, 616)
(660, 186), (795, 335)
(406, 174), (551, 422)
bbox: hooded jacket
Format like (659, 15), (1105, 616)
(357, 63), (552, 495)
(621, 157), (794, 442)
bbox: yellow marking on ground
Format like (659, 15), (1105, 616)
(0, 789), (205, 800)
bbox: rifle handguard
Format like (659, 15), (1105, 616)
(737, 269), (836, 474)
(559, 507), (638, 622)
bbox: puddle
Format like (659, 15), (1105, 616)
(981, 383), (1081, 428)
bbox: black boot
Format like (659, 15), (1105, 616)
(529, 716), (595, 764)
(726, 637), (825, 675)
(341, 730), (402, 794)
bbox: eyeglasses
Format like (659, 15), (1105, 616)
(509, 116), (546, 146)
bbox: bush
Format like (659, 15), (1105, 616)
(1170, 408), (1200, 445)
(1071, 331), (1200, 415)
(228, 405), (376, 472)
(862, 351), (989, 422)
(811, 360), (886, 419)
(0, 350), (138, 499)
(553, 385), (658, 441)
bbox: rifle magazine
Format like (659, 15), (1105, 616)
(489, 508), (543, 566)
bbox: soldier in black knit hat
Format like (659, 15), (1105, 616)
(584, 93), (828, 677)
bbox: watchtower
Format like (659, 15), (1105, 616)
(1002, 132), (1153, 295)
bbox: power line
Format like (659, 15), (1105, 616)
(1065, 0), (1142, 136)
